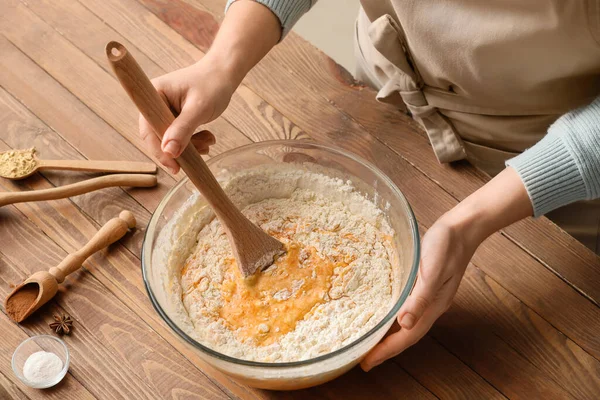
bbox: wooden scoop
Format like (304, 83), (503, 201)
(4, 211), (136, 323)
(106, 41), (284, 277)
(0, 174), (157, 207)
(0, 148), (157, 180)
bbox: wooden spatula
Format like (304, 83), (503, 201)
(106, 41), (284, 277)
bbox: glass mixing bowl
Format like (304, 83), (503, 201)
(142, 141), (419, 390)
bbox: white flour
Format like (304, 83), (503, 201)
(160, 164), (399, 362)
(22, 351), (63, 385)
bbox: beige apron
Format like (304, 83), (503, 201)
(354, 0), (600, 253)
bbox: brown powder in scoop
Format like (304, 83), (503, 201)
(6, 283), (39, 322)
(0, 148), (37, 179)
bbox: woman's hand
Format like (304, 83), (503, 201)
(138, 0), (281, 173)
(361, 167), (533, 371)
(361, 213), (480, 371)
(139, 58), (236, 174)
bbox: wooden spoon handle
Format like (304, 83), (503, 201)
(0, 174), (157, 207)
(105, 41), (240, 224)
(37, 159), (157, 174)
(49, 211), (136, 283)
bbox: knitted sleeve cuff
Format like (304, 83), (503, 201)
(506, 97), (600, 217)
(225, 0), (314, 38)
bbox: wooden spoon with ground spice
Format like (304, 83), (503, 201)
(0, 148), (157, 180)
(5, 211), (136, 323)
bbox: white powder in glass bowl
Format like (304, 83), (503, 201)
(23, 351), (63, 385)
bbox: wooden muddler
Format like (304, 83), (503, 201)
(0, 174), (157, 207)
(105, 41), (284, 277)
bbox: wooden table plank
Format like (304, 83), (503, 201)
(471, 230), (600, 359)
(432, 305), (577, 400)
(0, 370), (30, 400)
(23, 0), (165, 79)
(457, 266), (600, 398)
(281, 364), (437, 400)
(395, 336), (507, 399)
(0, 89), (154, 256)
(427, 267), (588, 399)
(503, 219), (600, 306)
(1, 0), (173, 175)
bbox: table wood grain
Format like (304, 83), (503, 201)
(1, 0), (599, 398)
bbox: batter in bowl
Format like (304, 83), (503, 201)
(161, 164), (398, 362)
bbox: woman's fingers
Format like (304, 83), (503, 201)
(162, 102), (213, 158)
(140, 111), (217, 170)
(360, 306), (437, 372)
(139, 114), (180, 174)
(191, 130), (216, 154)
(361, 272), (462, 372)
(397, 274), (440, 330)
(397, 252), (449, 330)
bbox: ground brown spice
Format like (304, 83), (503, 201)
(6, 283), (39, 322)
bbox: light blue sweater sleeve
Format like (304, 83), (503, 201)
(225, 0), (316, 37)
(507, 96), (600, 216)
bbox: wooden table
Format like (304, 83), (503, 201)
(1, 0), (599, 398)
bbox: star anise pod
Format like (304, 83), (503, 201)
(49, 314), (73, 335)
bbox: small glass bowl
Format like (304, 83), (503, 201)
(12, 335), (69, 389)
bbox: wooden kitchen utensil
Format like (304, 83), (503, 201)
(0, 174), (157, 207)
(106, 41), (284, 277)
(0, 149), (157, 180)
(4, 211), (136, 323)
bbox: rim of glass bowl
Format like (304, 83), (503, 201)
(142, 140), (420, 368)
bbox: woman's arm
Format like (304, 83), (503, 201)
(362, 95), (600, 371)
(206, 1), (283, 90)
(225, 0), (315, 38)
(362, 166), (533, 371)
(140, 0), (314, 172)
